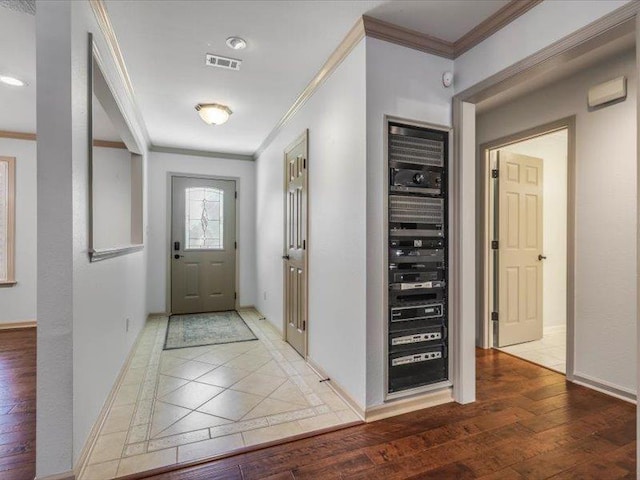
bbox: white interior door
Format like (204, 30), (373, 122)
(497, 151), (544, 347)
(171, 177), (236, 314)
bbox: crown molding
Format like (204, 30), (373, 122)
(89, 0), (151, 148)
(454, 0), (544, 56)
(151, 145), (255, 162)
(254, 17), (366, 158)
(362, 15), (455, 59)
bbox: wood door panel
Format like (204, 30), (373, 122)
(498, 151), (543, 346)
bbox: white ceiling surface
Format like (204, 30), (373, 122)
(104, 0), (510, 156)
(367, 0), (510, 42)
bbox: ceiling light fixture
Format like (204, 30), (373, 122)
(196, 103), (232, 125)
(225, 36), (247, 50)
(0, 75), (25, 87)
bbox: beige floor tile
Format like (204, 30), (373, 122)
(318, 391), (350, 411)
(156, 374), (189, 397)
(150, 401), (191, 437)
(157, 411), (231, 437)
(195, 349), (243, 366)
(197, 389), (264, 421)
(197, 365), (251, 388)
(122, 367), (147, 386)
(242, 398), (302, 420)
(163, 360), (216, 381)
(160, 381), (224, 410)
(242, 421), (303, 447)
(297, 412), (342, 433)
(231, 372), (286, 397)
(123, 442), (146, 457)
(159, 356), (188, 374)
(117, 448), (177, 476)
(254, 360), (288, 378)
(224, 353), (272, 372)
(88, 431), (128, 464)
(266, 407), (317, 426)
(336, 409), (362, 423)
(268, 380), (309, 406)
(177, 433), (244, 463)
(81, 459), (120, 480)
(164, 345), (211, 360)
(210, 417), (269, 438)
(113, 383), (141, 407)
(127, 424), (149, 444)
(101, 403), (136, 434)
(148, 428), (209, 452)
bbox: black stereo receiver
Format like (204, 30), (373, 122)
(390, 168), (442, 194)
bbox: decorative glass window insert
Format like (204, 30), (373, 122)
(185, 187), (224, 249)
(0, 157), (15, 283)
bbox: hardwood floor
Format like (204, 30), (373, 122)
(0, 328), (36, 480)
(0, 331), (634, 480)
(142, 349), (636, 480)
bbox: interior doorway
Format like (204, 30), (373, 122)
(283, 130), (308, 358)
(481, 121), (573, 374)
(170, 176), (237, 314)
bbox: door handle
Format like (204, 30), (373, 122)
(538, 254), (547, 261)
(174, 254), (184, 259)
(282, 255), (290, 260)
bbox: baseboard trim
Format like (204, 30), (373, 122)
(74, 315), (150, 478)
(0, 320), (36, 330)
(306, 357), (365, 419)
(572, 372), (636, 404)
(148, 312), (170, 317)
(365, 387), (454, 422)
(35, 471), (75, 480)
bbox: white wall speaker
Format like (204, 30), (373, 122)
(588, 76), (626, 108)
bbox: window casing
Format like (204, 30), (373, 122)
(0, 157), (15, 285)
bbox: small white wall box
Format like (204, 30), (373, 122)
(588, 76), (626, 108)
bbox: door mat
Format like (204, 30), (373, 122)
(164, 310), (258, 350)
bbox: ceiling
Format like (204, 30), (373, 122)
(102, 0), (510, 156)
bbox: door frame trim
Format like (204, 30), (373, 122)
(282, 129), (309, 358)
(479, 117), (576, 380)
(165, 173), (241, 315)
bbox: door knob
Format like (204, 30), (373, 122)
(174, 254), (184, 259)
(538, 254), (547, 261)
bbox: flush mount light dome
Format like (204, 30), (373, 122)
(0, 75), (25, 87)
(196, 103), (232, 125)
(225, 36), (247, 50)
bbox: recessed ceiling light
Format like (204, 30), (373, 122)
(0, 75), (26, 87)
(196, 103), (232, 125)
(225, 36), (247, 50)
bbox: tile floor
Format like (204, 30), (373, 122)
(79, 309), (361, 480)
(498, 326), (566, 373)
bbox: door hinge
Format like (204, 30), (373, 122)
(234, 292), (237, 300)
(303, 157), (306, 169)
(235, 191), (237, 199)
(491, 312), (499, 322)
(491, 240), (499, 250)
(303, 239), (306, 250)
(234, 241), (237, 250)
(491, 169), (499, 179)
(302, 320), (306, 331)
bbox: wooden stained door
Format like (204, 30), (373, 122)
(283, 131), (308, 358)
(497, 151), (544, 347)
(171, 177), (236, 314)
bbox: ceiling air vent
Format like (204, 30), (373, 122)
(205, 53), (242, 71)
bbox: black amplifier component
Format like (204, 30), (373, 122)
(388, 344), (448, 393)
(390, 168), (442, 195)
(390, 303), (444, 322)
(386, 121), (448, 396)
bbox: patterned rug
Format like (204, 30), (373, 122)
(164, 311), (258, 350)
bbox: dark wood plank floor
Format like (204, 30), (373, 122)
(0, 328), (36, 480)
(143, 349), (637, 480)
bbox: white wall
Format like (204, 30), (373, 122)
(255, 40), (367, 408)
(0, 138), (36, 324)
(477, 49), (637, 394)
(365, 37), (454, 407)
(92, 146), (132, 249)
(501, 130), (568, 330)
(36, 1), (150, 475)
(147, 151), (256, 312)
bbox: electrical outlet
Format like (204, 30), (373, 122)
(125, 318), (130, 333)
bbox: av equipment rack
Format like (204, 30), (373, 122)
(387, 121), (449, 395)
